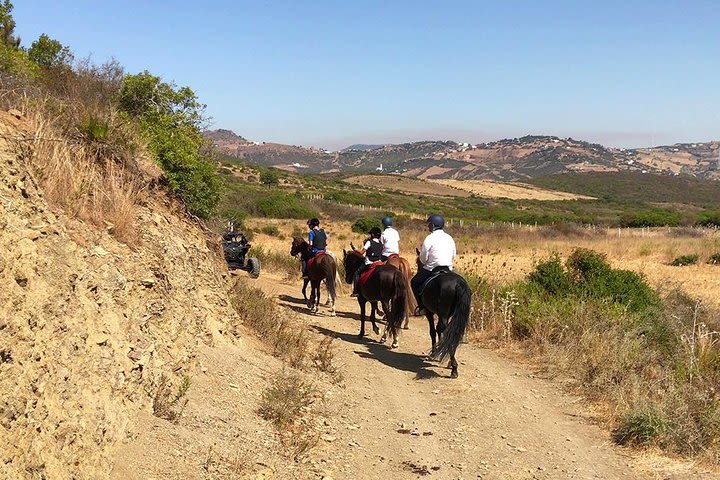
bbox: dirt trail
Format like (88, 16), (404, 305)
(255, 273), (716, 480)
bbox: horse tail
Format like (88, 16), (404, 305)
(386, 271), (407, 339)
(433, 277), (471, 362)
(398, 258), (417, 313)
(325, 257), (337, 304)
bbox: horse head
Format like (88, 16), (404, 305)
(290, 236), (307, 257)
(342, 248), (363, 284)
(415, 247), (424, 270)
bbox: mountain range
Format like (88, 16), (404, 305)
(204, 129), (720, 181)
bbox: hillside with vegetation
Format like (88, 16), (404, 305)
(207, 129), (720, 181)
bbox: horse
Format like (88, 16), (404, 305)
(415, 249), (472, 378)
(349, 243), (417, 330)
(290, 237), (337, 316)
(342, 249), (408, 348)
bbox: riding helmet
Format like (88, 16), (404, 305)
(369, 227), (382, 238)
(381, 216), (393, 227)
(427, 214), (445, 231)
(307, 218), (320, 228)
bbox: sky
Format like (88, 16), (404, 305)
(15, 1), (720, 149)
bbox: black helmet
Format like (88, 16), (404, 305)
(307, 218), (320, 227)
(369, 227), (382, 238)
(381, 216), (393, 227)
(427, 214), (445, 231)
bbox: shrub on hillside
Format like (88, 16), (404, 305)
(708, 253), (720, 265)
(261, 225), (280, 237)
(697, 211), (720, 228)
(260, 168), (280, 186)
(671, 254), (699, 266)
(528, 255), (575, 295)
(620, 210), (681, 228)
(351, 217), (382, 234)
(255, 193), (315, 219)
(118, 71), (222, 218)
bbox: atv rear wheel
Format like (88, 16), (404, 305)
(247, 257), (261, 278)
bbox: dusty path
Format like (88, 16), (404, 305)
(257, 273), (716, 480)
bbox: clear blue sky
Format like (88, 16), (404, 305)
(15, 1), (720, 149)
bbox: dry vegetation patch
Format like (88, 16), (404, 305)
(431, 179), (596, 200)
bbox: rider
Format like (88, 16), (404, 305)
(411, 214), (456, 315)
(380, 216), (400, 261)
(302, 217), (328, 278)
(351, 226), (383, 296)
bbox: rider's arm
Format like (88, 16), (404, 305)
(360, 240), (370, 255)
(419, 236), (431, 265)
(308, 229), (315, 243)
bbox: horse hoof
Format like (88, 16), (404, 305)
(372, 326), (380, 335)
(329, 311), (336, 317)
(379, 335), (387, 344)
(450, 370), (459, 379)
(391, 342), (399, 349)
(402, 326), (409, 330)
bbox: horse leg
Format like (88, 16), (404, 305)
(450, 348), (459, 379)
(358, 299), (367, 338)
(403, 311), (410, 330)
(381, 300), (398, 349)
(426, 313), (437, 358)
(370, 301), (380, 336)
(302, 278), (309, 302)
(378, 302), (388, 343)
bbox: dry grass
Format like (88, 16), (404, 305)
(431, 179), (596, 200)
(258, 370), (320, 461)
(24, 100), (147, 246)
(152, 374), (191, 423)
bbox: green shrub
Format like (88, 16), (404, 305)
(566, 248), (611, 281)
(584, 269), (659, 312)
(118, 71), (222, 218)
(620, 210), (681, 228)
(697, 211), (720, 228)
(528, 255), (575, 295)
(671, 254), (699, 266)
(255, 193), (315, 219)
(260, 169), (280, 185)
(351, 217), (382, 234)
(613, 407), (668, 447)
(708, 253), (720, 265)
(261, 225), (280, 237)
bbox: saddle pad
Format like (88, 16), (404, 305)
(307, 251), (326, 270)
(359, 261), (383, 289)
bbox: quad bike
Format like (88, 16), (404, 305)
(222, 231), (261, 278)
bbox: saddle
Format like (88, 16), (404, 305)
(307, 251), (326, 270)
(359, 261), (383, 289)
(418, 267), (452, 297)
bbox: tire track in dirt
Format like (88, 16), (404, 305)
(258, 272), (716, 480)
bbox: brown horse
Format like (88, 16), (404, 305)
(384, 254), (417, 329)
(290, 237), (337, 316)
(342, 249), (408, 347)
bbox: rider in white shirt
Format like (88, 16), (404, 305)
(380, 216), (400, 261)
(412, 214), (456, 315)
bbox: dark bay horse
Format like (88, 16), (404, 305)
(415, 249), (472, 378)
(343, 249), (408, 347)
(290, 237), (337, 316)
(349, 243), (417, 330)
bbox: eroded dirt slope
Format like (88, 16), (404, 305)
(0, 111), (238, 479)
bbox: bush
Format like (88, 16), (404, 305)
(351, 217), (382, 234)
(620, 210), (681, 228)
(613, 407), (668, 447)
(255, 193), (315, 219)
(118, 71), (222, 218)
(528, 255), (575, 295)
(260, 169), (280, 186)
(671, 254), (699, 266)
(261, 225), (280, 237)
(708, 253), (720, 265)
(697, 211), (720, 228)
(566, 248), (611, 281)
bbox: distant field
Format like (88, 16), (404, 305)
(344, 175), (471, 197)
(344, 175), (595, 201)
(431, 179), (596, 201)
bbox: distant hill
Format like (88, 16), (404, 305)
(341, 144), (385, 152)
(205, 129), (720, 181)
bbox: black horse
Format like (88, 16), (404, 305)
(343, 249), (408, 347)
(415, 249), (472, 378)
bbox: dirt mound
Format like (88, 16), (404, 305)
(0, 112), (238, 479)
